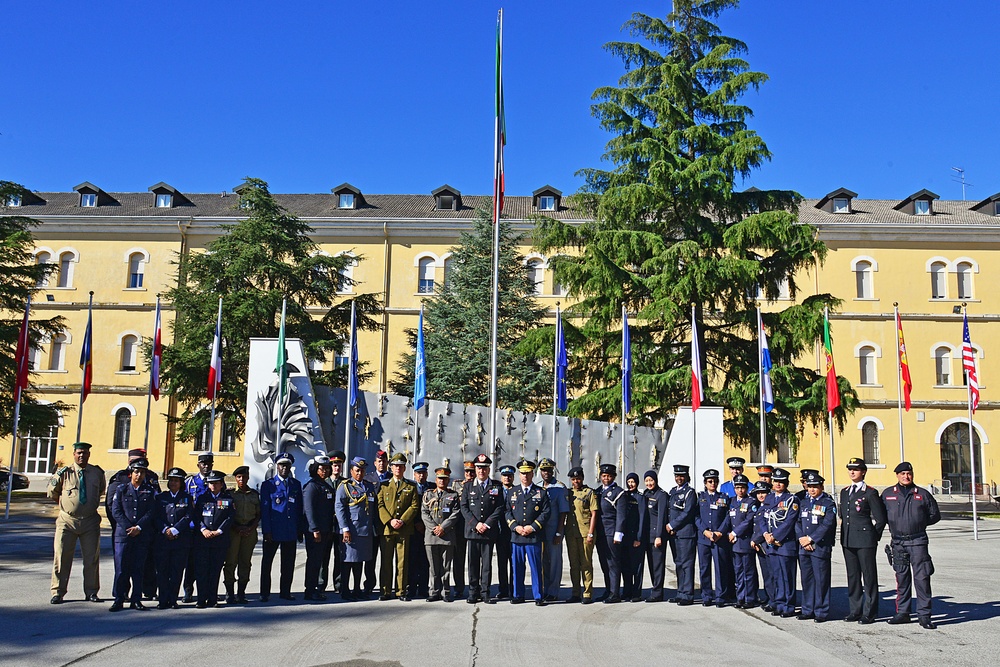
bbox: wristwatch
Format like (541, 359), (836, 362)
(555, 532), (562, 537)
(587, 533), (594, 538)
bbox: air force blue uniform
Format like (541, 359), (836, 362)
(696, 491), (733, 604)
(153, 490), (193, 606)
(765, 491), (799, 615)
(259, 475), (304, 598)
(596, 483), (627, 599)
(193, 490), (234, 606)
(667, 483), (698, 601)
(796, 492), (837, 620)
(640, 487), (669, 600)
(111, 482), (157, 604)
(505, 484), (550, 601)
(729, 495), (760, 607)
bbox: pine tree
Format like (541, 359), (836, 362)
(161, 178), (380, 443)
(532, 1), (857, 454)
(390, 209), (551, 412)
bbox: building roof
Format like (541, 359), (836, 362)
(798, 198), (1000, 227)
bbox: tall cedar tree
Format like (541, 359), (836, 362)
(532, 1), (857, 454)
(161, 178), (380, 443)
(0, 181), (69, 440)
(390, 210), (551, 411)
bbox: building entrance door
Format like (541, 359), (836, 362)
(18, 426), (58, 474)
(939, 423), (983, 495)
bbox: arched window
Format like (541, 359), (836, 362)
(418, 257), (435, 294)
(930, 261), (947, 299)
(194, 419), (210, 452)
(862, 422), (880, 464)
(127, 252), (145, 288)
(58, 252), (74, 288)
(113, 408), (132, 450)
(120, 334), (139, 371)
(336, 253), (357, 294)
(526, 259), (544, 295)
(49, 333), (67, 371)
(219, 413), (238, 453)
(35, 252), (51, 287)
(854, 260), (873, 299)
(777, 277), (791, 300)
(934, 346), (952, 386)
(940, 423), (983, 495)
(858, 346), (877, 385)
(956, 261), (974, 299)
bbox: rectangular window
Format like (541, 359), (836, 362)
(80, 193), (97, 207)
(994, 201), (1000, 216)
(776, 433), (795, 464)
(931, 265), (946, 299)
(855, 268), (872, 299)
(129, 272), (144, 289)
(957, 269), (973, 299)
(339, 193), (355, 209)
(219, 415), (237, 453)
(539, 195), (555, 211)
(437, 195), (454, 211)
(914, 200), (930, 215)
(935, 352), (950, 385)
(6, 194), (21, 207)
(859, 355), (875, 385)
(155, 193), (172, 208)
(833, 198), (849, 213)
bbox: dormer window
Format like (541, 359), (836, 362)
(155, 193), (172, 208)
(833, 197), (850, 213)
(81, 193), (97, 207)
(5, 194), (21, 207)
(437, 195), (454, 210)
(994, 202), (1000, 216)
(432, 185), (461, 211)
(539, 196), (555, 211)
(339, 193), (355, 209)
(894, 189), (938, 216)
(815, 187), (857, 214)
(532, 185), (563, 212)
(331, 183), (363, 210)
(914, 200), (930, 215)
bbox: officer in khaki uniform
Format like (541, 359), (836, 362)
(565, 466), (599, 603)
(377, 453), (420, 600)
(224, 465), (260, 604)
(49, 442), (106, 604)
(422, 465), (461, 601)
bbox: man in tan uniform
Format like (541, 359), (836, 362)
(49, 442), (106, 604)
(224, 465), (260, 604)
(565, 466), (599, 604)
(377, 453), (419, 600)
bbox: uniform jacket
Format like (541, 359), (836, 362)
(378, 476), (420, 537)
(667, 484), (698, 539)
(48, 463), (105, 519)
(696, 491), (733, 546)
(729, 495), (758, 554)
(422, 487), (461, 545)
(303, 476), (337, 535)
(106, 468), (158, 523)
(640, 487), (669, 544)
(412, 481), (431, 539)
(766, 491), (799, 556)
(598, 483), (628, 539)
(335, 478), (376, 537)
(540, 481), (570, 541)
(506, 483), (551, 545)
(461, 478), (505, 541)
(622, 489), (642, 543)
(751, 496), (770, 548)
(881, 484), (941, 543)
(185, 473), (209, 501)
(154, 489), (194, 549)
(719, 480), (738, 499)
(796, 492), (837, 558)
(260, 475), (304, 542)
(194, 489), (234, 545)
(566, 486), (598, 539)
(111, 481), (157, 542)
(497, 485), (515, 538)
(839, 482), (887, 549)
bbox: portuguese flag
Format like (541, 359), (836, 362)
(823, 309), (840, 413)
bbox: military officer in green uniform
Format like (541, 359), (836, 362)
(377, 453), (420, 600)
(422, 465), (461, 601)
(565, 466), (599, 603)
(49, 442), (106, 604)
(224, 465), (260, 604)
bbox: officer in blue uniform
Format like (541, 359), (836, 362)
(795, 469), (820, 502)
(696, 469), (733, 606)
(494, 464), (516, 601)
(763, 467), (799, 617)
(193, 469), (233, 608)
(665, 464), (697, 605)
(462, 454), (505, 604)
(621, 472), (644, 602)
(640, 469), (669, 602)
(259, 452), (304, 602)
(153, 467), (192, 609)
(728, 474), (759, 608)
(407, 461), (432, 600)
(335, 457), (377, 600)
(106, 448), (159, 602)
(109, 458), (156, 612)
(182, 452), (216, 603)
(505, 459), (551, 606)
(719, 457), (745, 498)
(595, 463), (626, 603)
(796, 471), (837, 622)
(750, 480), (775, 610)
(303, 455), (336, 601)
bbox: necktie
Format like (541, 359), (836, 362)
(78, 469), (87, 505)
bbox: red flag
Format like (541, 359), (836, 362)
(151, 299), (162, 401)
(895, 310), (912, 411)
(14, 299), (31, 398)
(963, 314), (980, 413)
(79, 306), (93, 402)
(493, 10), (505, 224)
(691, 306), (703, 411)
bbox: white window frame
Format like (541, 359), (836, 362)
(6, 194), (21, 207)
(539, 195), (555, 211)
(928, 260), (948, 299)
(155, 193), (172, 208)
(854, 341), (881, 386)
(338, 193), (355, 209)
(850, 256), (877, 299)
(80, 193), (97, 207)
(119, 333), (140, 372)
(914, 199), (930, 215)
(932, 344), (954, 386)
(832, 197), (850, 213)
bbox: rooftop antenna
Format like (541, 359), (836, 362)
(951, 167), (973, 201)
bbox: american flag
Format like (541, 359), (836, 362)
(962, 314), (980, 412)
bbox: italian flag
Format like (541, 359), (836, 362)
(823, 309), (840, 413)
(493, 10), (505, 224)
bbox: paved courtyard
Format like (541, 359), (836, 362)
(1, 492), (997, 666)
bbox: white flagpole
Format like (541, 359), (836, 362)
(143, 296), (159, 452)
(207, 297), (222, 454)
(894, 303), (905, 463)
(76, 291), (94, 442)
(488, 9), (504, 466)
(692, 303), (697, 478)
(5, 295), (30, 522)
(552, 303), (560, 462)
(621, 304), (627, 474)
(826, 306), (836, 497)
(964, 304), (979, 540)
(757, 305), (766, 465)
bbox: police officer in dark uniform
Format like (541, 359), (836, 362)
(303, 455), (336, 601)
(795, 469), (820, 502)
(450, 460), (475, 600)
(665, 464), (697, 605)
(182, 452), (216, 602)
(595, 463), (627, 603)
(763, 468), (799, 618)
(882, 461), (941, 629)
(106, 448), (159, 602)
(640, 470), (668, 602)
(840, 457), (887, 624)
(407, 461), (431, 600)
(153, 467), (193, 609)
(494, 464), (516, 601)
(796, 471), (837, 622)
(728, 474), (758, 608)
(696, 468), (733, 607)
(462, 454), (505, 604)
(109, 458), (156, 612)
(505, 459), (550, 606)
(259, 452), (304, 602)
(193, 469), (234, 608)
(320, 450), (347, 595)
(750, 480), (774, 610)
(621, 472), (644, 602)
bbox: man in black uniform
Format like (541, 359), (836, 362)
(840, 457), (887, 624)
(494, 464), (516, 601)
(665, 464), (697, 605)
(461, 454), (505, 603)
(881, 461), (941, 629)
(407, 461), (431, 600)
(595, 463), (626, 603)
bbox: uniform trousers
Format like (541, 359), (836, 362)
(51, 513), (102, 598)
(364, 532), (380, 591)
(542, 537), (563, 598)
(843, 545), (879, 620)
(598, 535), (622, 597)
(567, 536), (595, 599)
(426, 544), (453, 597)
(452, 533), (467, 596)
(467, 539), (494, 599)
(673, 537), (697, 600)
(318, 538), (341, 593)
(304, 533), (334, 595)
(155, 545), (189, 605)
(892, 539), (934, 618)
(495, 536), (512, 597)
(511, 542), (544, 600)
(183, 550), (198, 599)
(644, 541), (667, 599)
(408, 532), (429, 597)
(756, 549), (774, 605)
(195, 539), (229, 605)
(112, 539), (148, 603)
(732, 550), (759, 605)
(594, 530), (612, 597)
(698, 541), (734, 602)
(380, 534), (409, 597)
(622, 541), (644, 599)
(224, 528), (257, 595)
(260, 539), (297, 596)
(798, 552), (831, 619)
(771, 553), (797, 614)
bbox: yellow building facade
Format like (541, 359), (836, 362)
(5, 183), (996, 493)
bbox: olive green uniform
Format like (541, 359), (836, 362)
(49, 463), (106, 598)
(566, 485), (598, 600)
(378, 477), (420, 597)
(224, 486), (261, 597)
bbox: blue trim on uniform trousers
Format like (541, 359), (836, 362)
(512, 542), (543, 600)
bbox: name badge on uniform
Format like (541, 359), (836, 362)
(178, 500), (187, 507)
(489, 488), (498, 496)
(812, 516), (819, 525)
(368, 494), (375, 502)
(801, 510), (809, 518)
(710, 503), (718, 510)
(326, 491), (333, 500)
(729, 510), (737, 517)
(202, 507), (214, 517)
(289, 497), (296, 503)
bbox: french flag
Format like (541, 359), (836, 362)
(207, 299), (222, 400)
(691, 306), (703, 411)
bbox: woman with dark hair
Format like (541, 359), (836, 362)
(621, 472), (644, 602)
(303, 455), (336, 601)
(640, 469), (669, 602)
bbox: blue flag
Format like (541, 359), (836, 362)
(414, 306), (427, 409)
(622, 308), (631, 415)
(556, 308), (568, 412)
(348, 301), (359, 408)
(760, 320), (774, 413)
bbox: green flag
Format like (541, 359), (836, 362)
(276, 299), (287, 405)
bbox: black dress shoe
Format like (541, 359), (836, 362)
(631, 597), (643, 603)
(645, 596), (663, 603)
(677, 599), (693, 606)
(50, 595), (63, 605)
(196, 601), (208, 609)
(781, 611), (797, 618)
(716, 601), (727, 608)
(279, 594), (295, 601)
(858, 617), (875, 625)
(467, 596), (480, 604)
(156, 602), (169, 609)
(259, 595), (270, 603)
(484, 597), (495, 604)
(918, 617), (937, 630)
(544, 595), (558, 602)
(761, 604), (774, 613)
(443, 593), (452, 603)
(844, 614), (861, 622)
(814, 617), (827, 624)
(87, 594), (103, 603)
(109, 601), (124, 612)
(171, 602), (180, 609)
(426, 594), (442, 602)
(379, 594), (393, 601)
(734, 602), (744, 609)
(566, 596), (582, 603)
(535, 599), (546, 606)
(797, 613), (814, 621)
(130, 602), (149, 611)
(702, 600), (713, 607)
(400, 595), (412, 601)
(226, 595), (238, 604)
(494, 594), (510, 602)
(182, 594), (194, 604)
(604, 595), (622, 604)
(315, 593), (328, 601)
(236, 595), (249, 604)
(888, 613), (911, 625)
(511, 597), (525, 604)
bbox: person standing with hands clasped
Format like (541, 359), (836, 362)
(840, 457), (886, 624)
(259, 452), (304, 602)
(506, 460), (551, 606)
(795, 471), (836, 623)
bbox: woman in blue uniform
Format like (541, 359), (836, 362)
(153, 467), (192, 609)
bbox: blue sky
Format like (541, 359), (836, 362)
(2, 1), (998, 201)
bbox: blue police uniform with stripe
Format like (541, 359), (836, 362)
(729, 494), (760, 607)
(696, 490), (733, 604)
(796, 491), (837, 620)
(666, 482), (698, 601)
(193, 488), (234, 606)
(111, 481), (157, 605)
(182, 472), (210, 599)
(505, 483), (550, 601)
(153, 489), (193, 606)
(259, 474), (305, 598)
(596, 482), (628, 599)
(640, 485), (670, 600)
(765, 490), (799, 615)
(752, 492), (775, 607)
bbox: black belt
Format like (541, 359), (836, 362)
(892, 532), (926, 541)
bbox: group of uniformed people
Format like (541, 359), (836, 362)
(48, 444), (942, 628)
